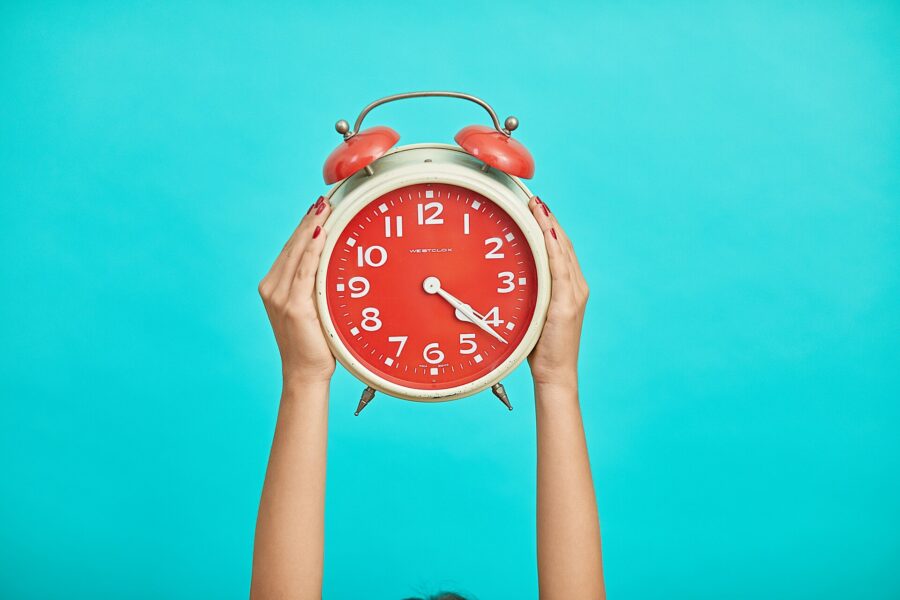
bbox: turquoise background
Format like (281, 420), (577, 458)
(1, 1), (898, 598)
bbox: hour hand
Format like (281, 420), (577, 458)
(454, 304), (483, 324)
(423, 276), (508, 344)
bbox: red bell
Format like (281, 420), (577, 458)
(323, 125), (400, 184)
(454, 124), (535, 179)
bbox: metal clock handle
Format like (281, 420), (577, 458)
(334, 91), (520, 140)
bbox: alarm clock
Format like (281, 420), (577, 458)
(315, 91), (550, 414)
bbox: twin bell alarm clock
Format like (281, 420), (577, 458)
(315, 91), (550, 414)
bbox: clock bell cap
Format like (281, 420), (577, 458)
(454, 124), (535, 179)
(323, 125), (400, 184)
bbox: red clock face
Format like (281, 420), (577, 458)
(325, 182), (539, 392)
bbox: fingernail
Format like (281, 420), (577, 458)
(313, 225), (322, 239)
(315, 203), (326, 215)
(315, 195), (325, 207)
(534, 196), (543, 205)
(550, 228), (557, 240)
(542, 204), (550, 217)
(307, 203), (316, 214)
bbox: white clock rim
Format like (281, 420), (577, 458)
(315, 143), (551, 402)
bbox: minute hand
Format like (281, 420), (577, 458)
(437, 288), (508, 344)
(423, 276), (508, 345)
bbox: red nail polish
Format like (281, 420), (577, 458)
(534, 196), (543, 205)
(315, 195), (325, 207)
(313, 225), (322, 239)
(550, 228), (557, 240)
(542, 204), (550, 217)
(315, 203), (325, 215)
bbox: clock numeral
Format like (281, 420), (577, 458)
(484, 237), (505, 259)
(423, 342), (445, 365)
(347, 276), (370, 298)
(483, 306), (504, 326)
(459, 333), (477, 355)
(361, 307), (382, 331)
(388, 335), (408, 356)
(417, 202), (444, 225)
(497, 271), (515, 293)
(357, 245), (388, 268)
(384, 216), (403, 238)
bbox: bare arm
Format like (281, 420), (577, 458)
(528, 197), (605, 599)
(252, 197), (334, 599)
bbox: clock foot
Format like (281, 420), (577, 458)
(492, 383), (512, 411)
(354, 386), (376, 416)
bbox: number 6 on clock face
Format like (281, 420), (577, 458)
(316, 147), (550, 403)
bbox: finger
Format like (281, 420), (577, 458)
(553, 221), (588, 298)
(528, 195), (554, 233)
(291, 221), (328, 303)
(531, 196), (588, 296)
(542, 220), (571, 292)
(534, 196), (576, 264)
(261, 197), (322, 290)
(289, 198), (332, 295)
(273, 196), (331, 300)
(529, 195), (577, 289)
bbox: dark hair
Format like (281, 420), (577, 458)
(402, 594), (468, 600)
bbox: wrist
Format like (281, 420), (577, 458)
(282, 364), (334, 388)
(281, 376), (331, 403)
(531, 367), (579, 390)
(534, 379), (579, 394)
(533, 378), (579, 407)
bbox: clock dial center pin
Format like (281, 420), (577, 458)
(423, 276), (441, 294)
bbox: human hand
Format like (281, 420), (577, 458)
(258, 196), (335, 386)
(527, 196), (590, 387)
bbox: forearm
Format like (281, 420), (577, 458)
(251, 380), (330, 600)
(535, 380), (604, 600)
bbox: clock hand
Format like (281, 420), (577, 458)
(446, 295), (508, 345)
(423, 276), (508, 345)
(455, 304), (485, 323)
